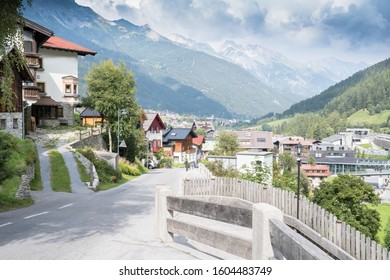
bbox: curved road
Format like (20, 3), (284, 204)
(0, 168), (200, 260)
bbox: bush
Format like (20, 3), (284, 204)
(119, 158), (141, 176)
(158, 158), (172, 168)
(135, 158), (148, 174)
(78, 148), (121, 183)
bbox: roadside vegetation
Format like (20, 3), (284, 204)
(0, 131), (38, 211)
(367, 203), (390, 248)
(48, 149), (71, 192)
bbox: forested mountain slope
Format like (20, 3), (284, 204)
(282, 58), (390, 117)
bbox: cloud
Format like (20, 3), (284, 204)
(76, 0), (390, 63)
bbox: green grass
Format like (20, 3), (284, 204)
(368, 203), (390, 244)
(0, 176), (21, 196)
(348, 109), (390, 127)
(48, 149), (71, 192)
(30, 150), (43, 191)
(358, 143), (373, 149)
(0, 195), (34, 212)
(98, 174), (136, 191)
(73, 154), (90, 182)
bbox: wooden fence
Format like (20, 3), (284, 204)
(182, 177), (390, 260)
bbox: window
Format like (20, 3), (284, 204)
(73, 84), (77, 94)
(0, 119), (6, 129)
(65, 84), (71, 93)
(257, 138), (266, 142)
(23, 41), (33, 52)
(58, 107), (64, 118)
(13, 118), (18, 129)
(37, 82), (45, 93)
(38, 57), (43, 69)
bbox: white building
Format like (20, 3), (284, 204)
(32, 36), (96, 126)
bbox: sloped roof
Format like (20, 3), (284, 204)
(163, 127), (197, 142)
(143, 113), (166, 131)
(192, 135), (205, 146)
(234, 131), (273, 149)
(42, 36), (96, 56)
(80, 108), (102, 117)
(33, 96), (61, 107)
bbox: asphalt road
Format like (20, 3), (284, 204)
(0, 168), (200, 260)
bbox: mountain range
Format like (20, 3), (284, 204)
(23, 0), (367, 118)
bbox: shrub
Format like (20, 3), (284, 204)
(135, 158), (148, 174)
(158, 158), (172, 168)
(119, 158), (141, 176)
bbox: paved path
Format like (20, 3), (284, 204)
(36, 146), (53, 194)
(57, 145), (91, 194)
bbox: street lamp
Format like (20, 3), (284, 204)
(117, 108), (127, 155)
(296, 142), (303, 219)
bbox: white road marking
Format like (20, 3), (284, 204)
(0, 222), (13, 228)
(24, 211), (49, 219)
(58, 203), (73, 209)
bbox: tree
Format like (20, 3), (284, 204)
(240, 160), (271, 185)
(308, 156), (316, 165)
(384, 217), (390, 250)
(195, 128), (206, 137)
(214, 131), (238, 156)
(85, 60), (139, 152)
(0, 0), (31, 111)
(312, 174), (381, 240)
(279, 152), (296, 173)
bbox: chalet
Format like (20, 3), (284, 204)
(0, 18), (52, 138)
(301, 164), (331, 188)
(192, 135), (205, 161)
(79, 107), (104, 127)
(193, 120), (215, 140)
(33, 35), (96, 126)
(162, 127), (198, 164)
(143, 113), (166, 152)
(234, 130), (273, 152)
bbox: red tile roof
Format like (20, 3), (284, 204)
(192, 135), (205, 146)
(34, 96), (61, 107)
(42, 36), (96, 56)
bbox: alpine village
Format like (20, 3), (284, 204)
(1, 0), (390, 261)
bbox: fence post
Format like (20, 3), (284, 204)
(252, 203), (284, 260)
(155, 185), (173, 242)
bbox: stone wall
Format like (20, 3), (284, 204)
(73, 151), (99, 191)
(70, 134), (107, 150)
(15, 164), (35, 200)
(61, 103), (74, 126)
(0, 112), (23, 138)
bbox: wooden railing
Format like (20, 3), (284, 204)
(182, 177), (390, 260)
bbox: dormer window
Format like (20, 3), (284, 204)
(65, 84), (71, 93)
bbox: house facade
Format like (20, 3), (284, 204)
(32, 35), (96, 126)
(301, 164), (332, 188)
(143, 113), (166, 152)
(163, 127), (198, 164)
(234, 130), (274, 152)
(1, 19), (52, 138)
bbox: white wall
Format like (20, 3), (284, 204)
(37, 49), (78, 103)
(236, 152), (274, 186)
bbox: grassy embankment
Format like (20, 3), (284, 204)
(0, 132), (39, 211)
(368, 203), (390, 245)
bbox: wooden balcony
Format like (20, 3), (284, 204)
(25, 54), (41, 68)
(23, 88), (40, 100)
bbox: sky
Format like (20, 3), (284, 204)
(75, 0), (390, 64)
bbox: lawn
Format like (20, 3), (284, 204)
(368, 203), (390, 244)
(48, 149), (71, 192)
(348, 109), (390, 127)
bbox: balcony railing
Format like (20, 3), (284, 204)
(23, 88), (39, 100)
(25, 54), (41, 68)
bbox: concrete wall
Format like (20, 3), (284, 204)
(207, 155), (237, 169)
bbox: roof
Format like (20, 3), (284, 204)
(192, 135), (205, 146)
(143, 113), (166, 131)
(234, 131), (274, 149)
(23, 18), (53, 48)
(163, 127), (197, 142)
(301, 164), (330, 171)
(42, 36), (96, 56)
(301, 164), (331, 177)
(80, 108), (102, 118)
(33, 96), (61, 107)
